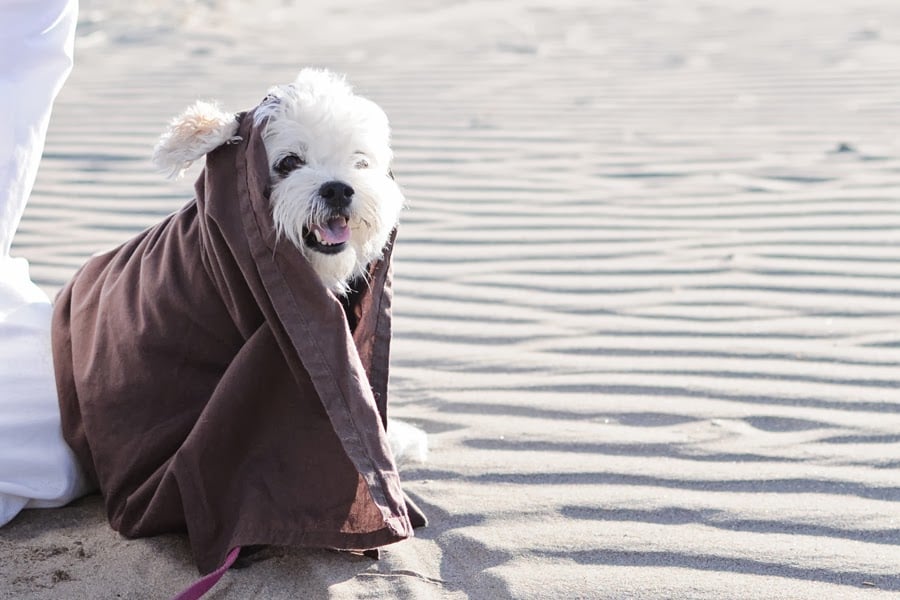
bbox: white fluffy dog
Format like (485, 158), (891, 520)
(152, 68), (405, 296)
(150, 68), (426, 464)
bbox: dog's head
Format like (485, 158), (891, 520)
(152, 68), (405, 295)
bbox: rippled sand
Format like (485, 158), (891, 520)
(3, 0), (900, 598)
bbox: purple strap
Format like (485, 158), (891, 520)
(171, 547), (241, 600)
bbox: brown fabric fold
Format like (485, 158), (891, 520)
(52, 107), (416, 574)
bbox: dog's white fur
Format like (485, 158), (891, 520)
(152, 68), (424, 463)
(152, 101), (240, 180)
(153, 69), (405, 296)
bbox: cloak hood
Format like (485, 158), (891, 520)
(52, 104), (421, 573)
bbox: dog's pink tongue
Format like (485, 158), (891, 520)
(316, 217), (350, 245)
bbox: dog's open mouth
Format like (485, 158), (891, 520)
(303, 215), (351, 254)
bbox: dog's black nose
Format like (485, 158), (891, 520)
(319, 181), (354, 208)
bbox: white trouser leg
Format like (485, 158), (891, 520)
(0, 0), (78, 256)
(0, 0), (88, 528)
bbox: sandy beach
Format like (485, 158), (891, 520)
(3, 0), (900, 598)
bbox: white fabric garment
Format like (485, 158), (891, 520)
(0, 0), (89, 528)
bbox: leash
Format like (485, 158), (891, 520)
(171, 546), (241, 600)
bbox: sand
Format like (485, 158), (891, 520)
(3, 0), (900, 598)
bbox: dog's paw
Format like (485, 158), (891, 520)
(152, 101), (240, 179)
(386, 419), (428, 466)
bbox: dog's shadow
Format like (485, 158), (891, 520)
(395, 490), (518, 600)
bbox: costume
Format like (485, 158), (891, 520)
(52, 108), (422, 573)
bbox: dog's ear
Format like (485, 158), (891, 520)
(152, 101), (241, 179)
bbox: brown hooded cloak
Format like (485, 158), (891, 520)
(51, 106), (422, 574)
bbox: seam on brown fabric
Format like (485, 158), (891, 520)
(234, 120), (400, 522)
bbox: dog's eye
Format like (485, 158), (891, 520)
(275, 153), (306, 176)
(354, 157), (370, 169)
